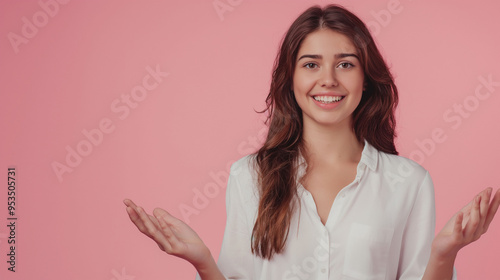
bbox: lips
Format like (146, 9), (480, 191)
(309, 92), (346, 109)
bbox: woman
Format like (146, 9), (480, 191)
(123, 4), (500, 279)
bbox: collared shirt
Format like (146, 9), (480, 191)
(196, 140), (457, 279)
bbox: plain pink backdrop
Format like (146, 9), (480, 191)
(1, 0), (499, 279)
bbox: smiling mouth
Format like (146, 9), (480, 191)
(312, 95), (345, 104)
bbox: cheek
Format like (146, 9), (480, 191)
(343, 72), (364, 92)
(293, 73), (315, 93)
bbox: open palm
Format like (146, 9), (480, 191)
(433, 188), (500, 258)
(123, 199), (211, 268)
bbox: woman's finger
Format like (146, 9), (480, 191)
(124, 200), (197, 257)
(123, 198), (138, 209)
(136, 206), (162, 238)
(127, 204), (176, 251)
(124, 199), (146, 228)
(453, 212), (464, 237)
(458, 197), (475, 227)
(153, 207), (182, 228)
(126, 206), (149, 234)
(153, 208), (182, 240)
(477, 188), (492, 232)
(154, 211), (182, 254)
(148, 214), (161, 228)
(483, 189), (500, 232)
(125, 200), (167, 231)
(147, 213), (177, 253)
(464, 195), (481, 241)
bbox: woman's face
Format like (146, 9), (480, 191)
(292, 28), (365, 129)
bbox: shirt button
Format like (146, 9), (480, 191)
(341, 193), (346, 198)
(321, 268), (326, 273)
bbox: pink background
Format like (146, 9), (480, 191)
(1, 0), (499, 279)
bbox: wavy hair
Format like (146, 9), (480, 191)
(251, 4), (399, 259)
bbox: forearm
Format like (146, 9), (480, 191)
(194, 254), (226, 280)
(422, 245), (456, 280)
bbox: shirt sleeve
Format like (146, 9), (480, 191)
(195, 161), (255, 280)
(397, 171), (458, 280)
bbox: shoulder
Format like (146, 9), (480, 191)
(377, 150), (429, 180)
(227, 154), (260, 201)
(229, 154), (258, 181)
(366, 145), (436, 213)
(366, 142), (433, 192)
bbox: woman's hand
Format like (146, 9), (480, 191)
(123, 199), (211, 268)
(432, 187), (500, 258)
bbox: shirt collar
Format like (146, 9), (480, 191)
(360, 139), (378, 172)
(296, 139), (379, 180)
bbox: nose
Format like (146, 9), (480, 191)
(319, 67), (338, 87)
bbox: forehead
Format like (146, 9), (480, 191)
(297, 28), (357, 57)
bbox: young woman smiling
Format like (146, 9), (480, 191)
(124, 4), (500, 280)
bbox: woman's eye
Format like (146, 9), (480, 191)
(304, 63), (317, 69)
(338, 62), (354, 69)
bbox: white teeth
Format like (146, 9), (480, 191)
(313, 95), (343, 103)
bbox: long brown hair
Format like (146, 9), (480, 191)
(251, 4), (399, 259)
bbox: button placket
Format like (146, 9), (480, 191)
(317, 234), (330, 278)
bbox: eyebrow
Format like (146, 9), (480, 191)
(297, 53), (359, 61)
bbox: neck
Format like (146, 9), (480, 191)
(302, 118), (363, 165)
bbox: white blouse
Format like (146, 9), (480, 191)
(196, 140), (457, 279)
